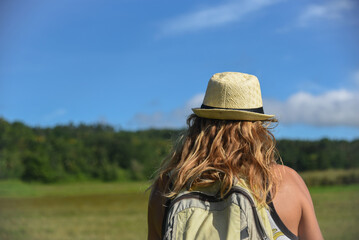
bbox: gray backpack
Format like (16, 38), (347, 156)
(161, 184), (273, 240)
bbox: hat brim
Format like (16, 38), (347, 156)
(192, 108), (275, 121)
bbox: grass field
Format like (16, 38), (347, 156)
(0, 180), (358, 240)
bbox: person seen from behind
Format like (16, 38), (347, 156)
(148, 72), (324, 240)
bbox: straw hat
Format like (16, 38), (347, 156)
(192, 72), (274, 121)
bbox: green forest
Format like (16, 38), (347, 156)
(0, 118), (358, 183)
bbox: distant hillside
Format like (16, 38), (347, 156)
(0, 118), (358, 183)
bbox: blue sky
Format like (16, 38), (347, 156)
(1, 0), (358, 139)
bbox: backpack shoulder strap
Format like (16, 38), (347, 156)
(234, 181), (274, 240)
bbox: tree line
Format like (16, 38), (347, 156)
(0, 118), (358, 183)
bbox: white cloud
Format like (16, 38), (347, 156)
(353, 70), (359, 87)
(297, 0), (354, 27)
(43, 108), (67, 121)
(128, 93), (204, 129)
(130, 70), (359, 129)
(265, 89), (359, 126)
(159, 0), (281, 36)
(185, 93), (205, 109)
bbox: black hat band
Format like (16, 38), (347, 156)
(200, 104), (265, 114)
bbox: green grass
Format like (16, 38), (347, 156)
(310, 184), (359, 240)
(0, 180), (358, 240)
(0, 180), (151, 240)
(0, 179), (149, 198)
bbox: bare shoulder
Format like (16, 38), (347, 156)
(273, 165), (310, 197)
(270, 165), (304, 235)
(272, 164), (323, 240)
(272, 164), (316, 216)
(272, 164), (301, 180)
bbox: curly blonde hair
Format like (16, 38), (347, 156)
(154, 114), (280, 206)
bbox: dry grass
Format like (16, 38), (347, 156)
(300, 168), (359, 187)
